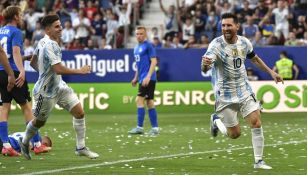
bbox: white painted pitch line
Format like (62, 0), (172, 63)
(18, 140), (307, 175)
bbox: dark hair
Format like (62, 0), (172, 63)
(41, 14), (60, 29)
(2, 6), (21, 22)
(280, 51), (288, 57)
(221, 13), (238, 24)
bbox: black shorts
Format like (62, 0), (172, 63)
(0, 70), (31, 104)
(138, 80), (156, 100)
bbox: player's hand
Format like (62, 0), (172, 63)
(202, 56), (212, 66)
(79, 65), (91, 74)
(131, 78), (137, 87)
(271, 71), (284, 84)
(7, 74), (15, 92)
(15, 71), (25, 87)
(142, 76), (150, 87)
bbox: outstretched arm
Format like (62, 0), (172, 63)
(52, 63), (91, 75)
(159, 0), (167, 14)
(201, 56), (212, 73)
(251, 55), (283, 84)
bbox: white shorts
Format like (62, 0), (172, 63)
(216, 95), (261, 127)
(32, 86), (79, 121)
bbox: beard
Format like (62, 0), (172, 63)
(223, 31), (236, 43)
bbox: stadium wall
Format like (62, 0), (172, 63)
(24, 46), (307, 83)
(10, 81), (307, 114)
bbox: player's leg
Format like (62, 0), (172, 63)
(0, 103), (20, 156)
(209, 113), (227, 137)
(0, 73), (19, 156)
(69, 103), (99, 159)
(215, 104), (240, 138)
(58, 87), (99, 159)
(11, 80), (41, 145)
(145, 80), (158, 135)
(241, 95), (272, 169)
(146, 99), (159, 135)
(20, 94), (51, 160)
(19, 101), (46, 152)
(128, 83), (146, 134)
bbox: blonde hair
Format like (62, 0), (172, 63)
(136, 26), (147, 32)
(3, 6), (21, 22)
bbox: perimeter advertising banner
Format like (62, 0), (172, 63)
(9, 81), (307, 114)
(24, 47), (307, 83)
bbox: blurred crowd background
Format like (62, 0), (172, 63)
(0, 0), (306, 51)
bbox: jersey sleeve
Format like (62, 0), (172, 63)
(44, 42), (61, 66)
(147, 42), (157, 59)
(203, 39), (218, 62)
(33, 46), (39, 56)
(245, 37), (256, 59)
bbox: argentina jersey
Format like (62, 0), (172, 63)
(204, 35), (254, 105)
(0, 25), (23, 71)
(8, 132), (25, 152)
(33, 35), (65, 98)
(134, 40), (157, 83)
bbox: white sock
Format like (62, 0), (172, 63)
(214, 119), (227, 136)
(73, 117), (86, 150)
(3, 142), (12, 148)
(34, 141), (41, 147)
(251, 127), (264, 163)
(23, 121), (39, 145)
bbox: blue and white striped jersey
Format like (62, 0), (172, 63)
(204, 35), (254, 105)
(8, 132), (25, 152)
(33, 35), (67, 98)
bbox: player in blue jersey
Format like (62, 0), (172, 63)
(0, 6), (49, 157)
(18, 14), (98, 160)
(128, 26), (159, 136)
(202, 13), (284, 170)
(0, 132), (52, 154)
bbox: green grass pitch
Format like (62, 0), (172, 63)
(1, 112), (307, 175)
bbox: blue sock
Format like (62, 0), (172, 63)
(0, 121), (9, 143)
(26, 122), (41, 144)
(137, 107), (145, 127)
(148, 108), (158, 127)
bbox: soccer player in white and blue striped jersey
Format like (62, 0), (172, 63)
(19, 14), (98, 160)
(202, 13), (283, 170)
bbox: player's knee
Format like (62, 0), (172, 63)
(146, 100), (155, 108)
(228, 132), (241, 139)
(136, 97), (144, 107)
(250, 119), (262, 128)
(75, 111), (85, 119)
(32, 119), (46, 128)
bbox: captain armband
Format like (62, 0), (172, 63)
(247, 51), (256, 59)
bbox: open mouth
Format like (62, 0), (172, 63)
(225, 32), (231, 37)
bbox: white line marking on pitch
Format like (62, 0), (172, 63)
(18, 140), (307, 175)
